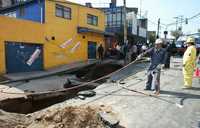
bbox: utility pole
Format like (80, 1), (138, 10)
(157, 18), (160, 38)
(174, 16), (178, 31)
(174, 16), (183, 31)
(180, 15), (183, 31)
(123, 0), (127, 44)
(140, 0), (142, 18)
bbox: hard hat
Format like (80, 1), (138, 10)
(155, 39), (163, 44)
(185, 37), (195, 44)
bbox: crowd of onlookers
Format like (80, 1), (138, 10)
(100, 40), (177, 65)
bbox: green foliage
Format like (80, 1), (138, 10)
(148, 31), (156, 44)
(170, 30), (183, 40)
(115, 32), (146, 45)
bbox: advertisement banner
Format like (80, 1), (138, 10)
(60, 38), (73, 48)
(26, 48), (41, 66)
(70, 42), (80, 53)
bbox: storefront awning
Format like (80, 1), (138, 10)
(77, 27), (114, 37)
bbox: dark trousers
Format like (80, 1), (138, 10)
(131, 53), (137, 61)
(164, 53), (171, 68)
(146, 70), (161, 91)
(165, 57), (171, 68)
(99, 53), (103, 60)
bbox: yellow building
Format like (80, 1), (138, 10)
(0, 0), (107, 74)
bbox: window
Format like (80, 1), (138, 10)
(87, 14), (98, 26)
(116, 12), (121, 21)
(0, 1), (2, 7)
(56, 4), (71, 19)
(19, 7), (25, 16)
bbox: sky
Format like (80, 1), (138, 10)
(68, 0), (200, 37)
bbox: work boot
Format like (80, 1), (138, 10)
(182, 86), (192, 89)
(153, 90), (160, 95)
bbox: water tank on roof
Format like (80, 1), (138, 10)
(85, 2), (92, 8)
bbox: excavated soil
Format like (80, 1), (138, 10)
(0, 105), (117, 128)
(27, 106), (106, 128)
(0, 110), (29, 128)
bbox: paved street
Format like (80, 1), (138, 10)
(44, 57), (200, 128)
(0, 0), (200, 127)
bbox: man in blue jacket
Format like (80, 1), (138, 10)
(137, 39), (166, 95)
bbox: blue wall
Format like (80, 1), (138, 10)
(1, 0), (45, 23)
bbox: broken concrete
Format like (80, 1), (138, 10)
(0, 57), (199, 128)
(42, 57), (200, 128)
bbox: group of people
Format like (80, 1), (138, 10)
(97, 37), (199, 95)
(138, 37), (199, 95)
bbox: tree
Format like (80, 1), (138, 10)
(115, 32), (144, 45)
(170, 30), (183, 40)
(148, 31), (156, 45)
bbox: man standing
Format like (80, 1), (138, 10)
(131, 44), (138, 61)
(163, 42), (172, 69)
(98, 44), (104, 61)
(182, 37), (197, 89)
(137, 39), (166, 95)
(123, 41), (129, 65)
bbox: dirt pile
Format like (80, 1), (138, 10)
(26, 106), (113, 128)
(0, 105), (119, 128)
(0, 110), (29, 128)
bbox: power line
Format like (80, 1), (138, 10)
(167, 12), (200, 26)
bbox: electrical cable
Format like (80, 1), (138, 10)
(0, 58), (145, 95)
(0, 55), (184, 108)
(167, 12), (200, 27)
(118, 84), (183, 108)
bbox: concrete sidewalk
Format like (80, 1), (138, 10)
(44, 57), (200, 128)
(4, 60), (98, 81)
(0, 59), (116, 99)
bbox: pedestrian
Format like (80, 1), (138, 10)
(137, 39), (166, 95)
(131, 44), (138, 61)
(98, 44), (104, 61)
(182, 37), (197, 89)
(141, 44), (148, 53)
(127, 43), (133, 63)
(163, 42), (172, 69)
(123, 41), (129, 65)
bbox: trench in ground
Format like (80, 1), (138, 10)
(0, 63), (123, 114)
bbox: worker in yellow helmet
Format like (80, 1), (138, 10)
(182, 37), (197, 89)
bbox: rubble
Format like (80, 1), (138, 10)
(0, 110), (29, 128)
(0, 103), (120, 128)
(26, 105), (118, 128)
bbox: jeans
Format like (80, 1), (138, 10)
(146, 69), (161, 91)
